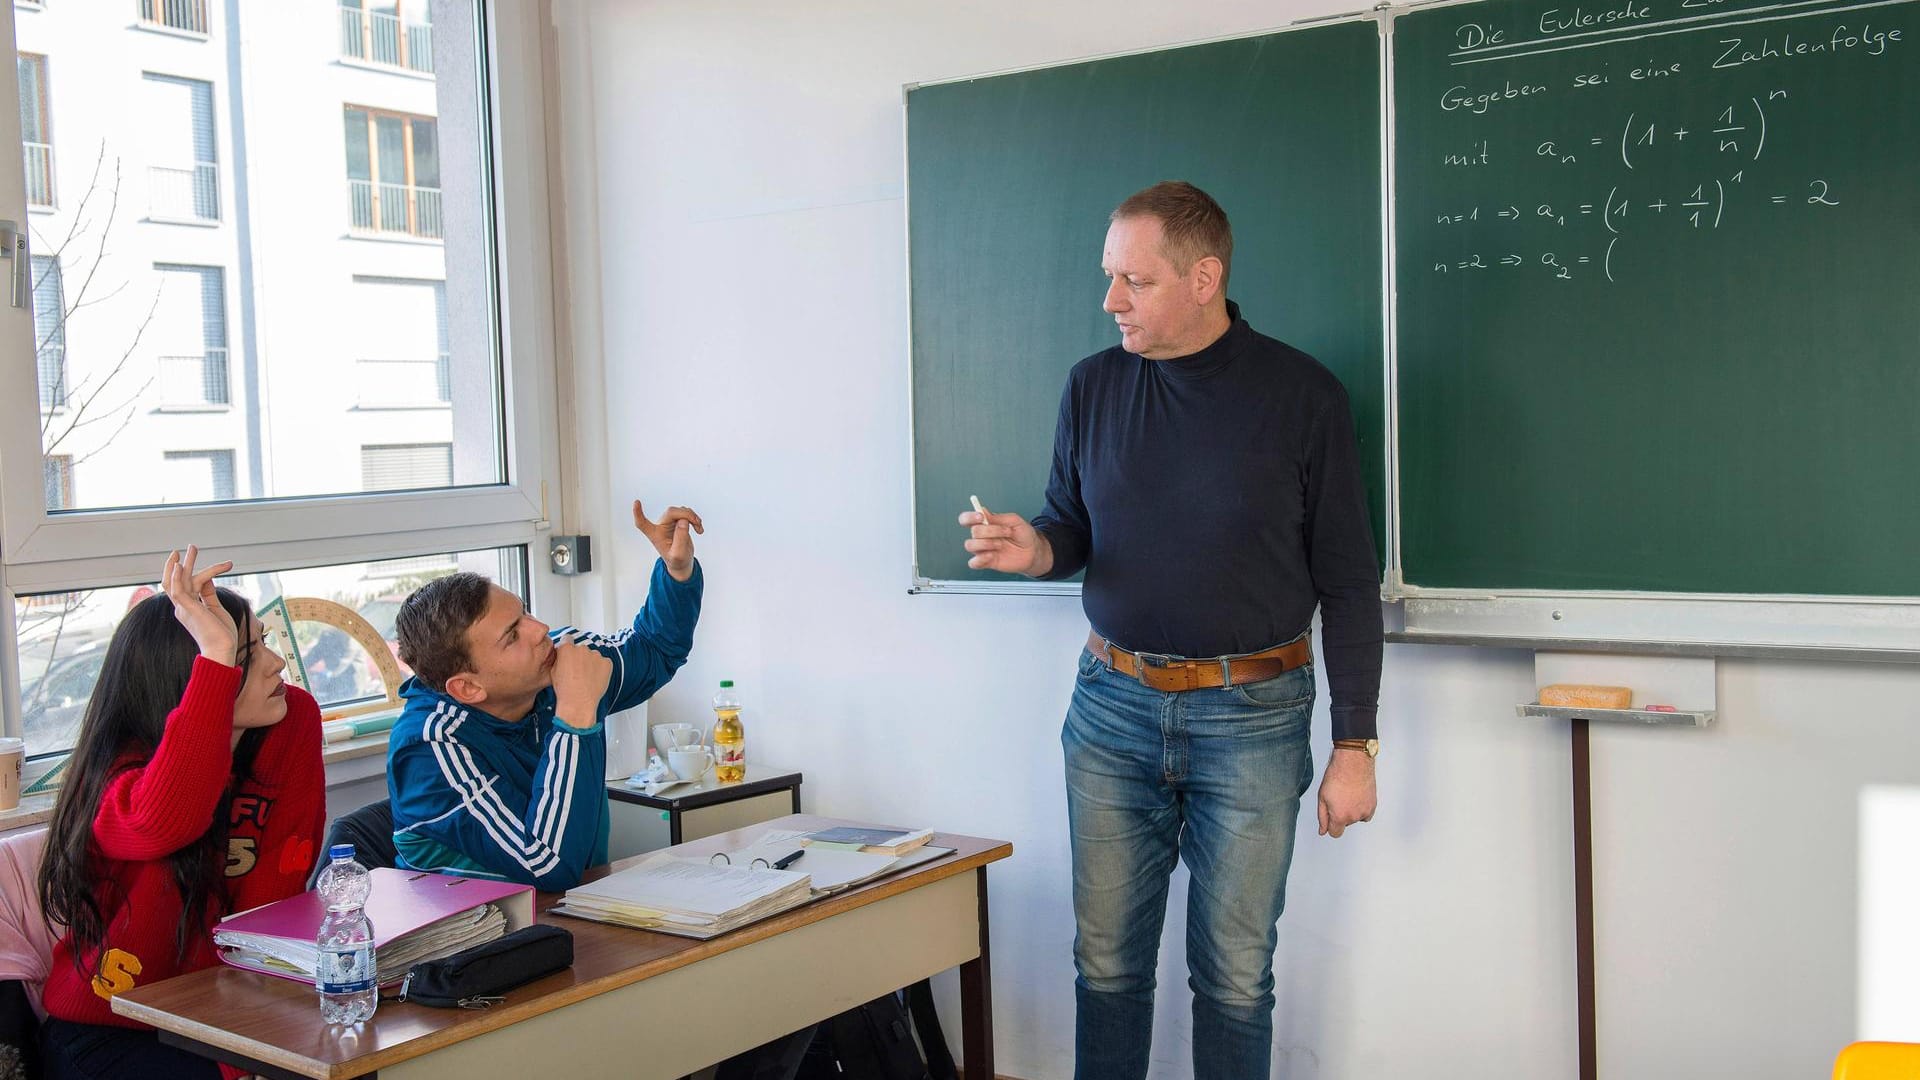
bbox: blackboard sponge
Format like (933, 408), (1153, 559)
(1539, 684), (1632, 708)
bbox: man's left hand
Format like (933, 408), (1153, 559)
(633, 500), (704, 581)
(1317, 749), (1377, 838)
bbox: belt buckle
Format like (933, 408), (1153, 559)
(1132, 652), (1175, 688)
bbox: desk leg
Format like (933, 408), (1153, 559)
(958, 867), (994, 1080)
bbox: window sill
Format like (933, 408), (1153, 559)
(352, 402), (453, 412)
(28, 202), (55, 214)
(336, 57), (436, 82)
(322, 729), (392, 768)
(131, 21), (211, 42)
(153, 404), (233, 414)
(146, 215), (222, 228)
(343, 230), (443, 247)
(0, 794), (56, 833)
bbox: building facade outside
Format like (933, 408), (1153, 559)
(12, 0), (509, 756)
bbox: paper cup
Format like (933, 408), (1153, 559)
(0, 738), (23, 811)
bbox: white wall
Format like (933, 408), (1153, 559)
(558, 1), (1920, 1077)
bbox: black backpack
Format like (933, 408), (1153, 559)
(796, 979), (957, 1080)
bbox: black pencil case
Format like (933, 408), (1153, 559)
(394, 924), (574, 1009)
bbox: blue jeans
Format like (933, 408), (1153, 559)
(1064, 645), (1315, 1080)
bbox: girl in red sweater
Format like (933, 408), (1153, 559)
(36, 547), (325, 1080)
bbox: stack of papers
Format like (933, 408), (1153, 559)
(724, 830), (951, 894)
(552, 856), (815, 939)
(803, 826), (935, 856)
(552, 829), (958, 939)
(217, 904), (507, 985)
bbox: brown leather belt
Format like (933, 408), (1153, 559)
(1086, 631), (1312, 693)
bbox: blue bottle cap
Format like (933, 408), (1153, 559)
(329, 844), (356, 860)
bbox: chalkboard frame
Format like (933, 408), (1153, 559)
(1379, 0), (1920, 654)
(903, 1), (1920, 656)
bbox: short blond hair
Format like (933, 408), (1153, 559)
(1111, 181), (1233, 290)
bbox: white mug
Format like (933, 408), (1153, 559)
(666, 745), (714, 782)
(653, 723), (699, 755)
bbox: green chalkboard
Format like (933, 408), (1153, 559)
(1394, 0), (1920, 594)
(907, 20), (1385, 587)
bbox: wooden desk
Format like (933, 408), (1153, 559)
(112, 815), (1012, 1080)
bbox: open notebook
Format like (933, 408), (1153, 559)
(551, 829), (953, 940)
(213, 869), (534, 986)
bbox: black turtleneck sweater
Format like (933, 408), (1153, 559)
(1032, 301), (1383, 741)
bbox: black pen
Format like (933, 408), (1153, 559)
(771, 849), (805, 870)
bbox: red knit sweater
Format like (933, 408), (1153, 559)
(43, 656), (326, 1030)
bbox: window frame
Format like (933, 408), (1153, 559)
(344, 103), (440, 239)
(0, 2), (572, 750)
(339, 0), (434, 75)
(16, 50), (49, 209)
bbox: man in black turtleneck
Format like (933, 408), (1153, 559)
(960, 181), (1383, 1080)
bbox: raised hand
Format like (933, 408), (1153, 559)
(959, 501), (1053, 577)
(633, 500), (704, 582)
(549, 633), (613, 730)
(162, 546), (239, 665)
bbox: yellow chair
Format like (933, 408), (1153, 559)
(1835, 1042), (1920, 1080)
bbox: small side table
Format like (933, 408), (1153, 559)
(606, 765), (803, 855)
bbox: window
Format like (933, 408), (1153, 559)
(29, 255), (63, 410)
(139, 0), (208, 36)
(161, 450), (236, 503)
(41, 457), (72, 511)
(339, 1), (433, 75)
(143, 73), (218, 221)
(17, 52), (49, 207)
(153, 264), (228, 407)
(2, 3), (564, 767)
(13, 547), (525, 758)
(354, 277), (448, 406)
(344, 107), (439, 238)
(361, 443), (452, 492)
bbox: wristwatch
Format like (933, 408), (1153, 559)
(1332, 738), (1380, 758)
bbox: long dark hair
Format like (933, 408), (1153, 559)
(39, 588), (271, 970)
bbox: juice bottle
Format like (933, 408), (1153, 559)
(712, 680), (745, 782)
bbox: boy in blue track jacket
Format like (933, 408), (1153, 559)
(386, 500), (704, 890)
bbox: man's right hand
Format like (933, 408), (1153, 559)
(959, 507), (1054, 577)
(549, 634), (613, 730)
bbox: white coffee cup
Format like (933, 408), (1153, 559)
(0, 738), (23, 811)
(666, 745), (714, 782)
(653, 723), (699, 755)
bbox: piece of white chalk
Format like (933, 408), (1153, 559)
(970, 494), (987, 517)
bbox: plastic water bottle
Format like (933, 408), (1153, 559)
(315, 844), (378, 1024)
(712, 680), (745, 782)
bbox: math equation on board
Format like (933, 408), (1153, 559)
(1404, 0), (1906, 284)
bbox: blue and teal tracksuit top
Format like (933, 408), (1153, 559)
(386, 558), (702, 890)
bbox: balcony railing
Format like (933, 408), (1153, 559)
(158, 349), (229, 407)
(140, 0), (209, 34)
(348, 179), (442, 239)
(340, 5), (433, 74)
(149, 162), (219, 222)
(356, 355), (452, 407)
(24, 142), (54, 208)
